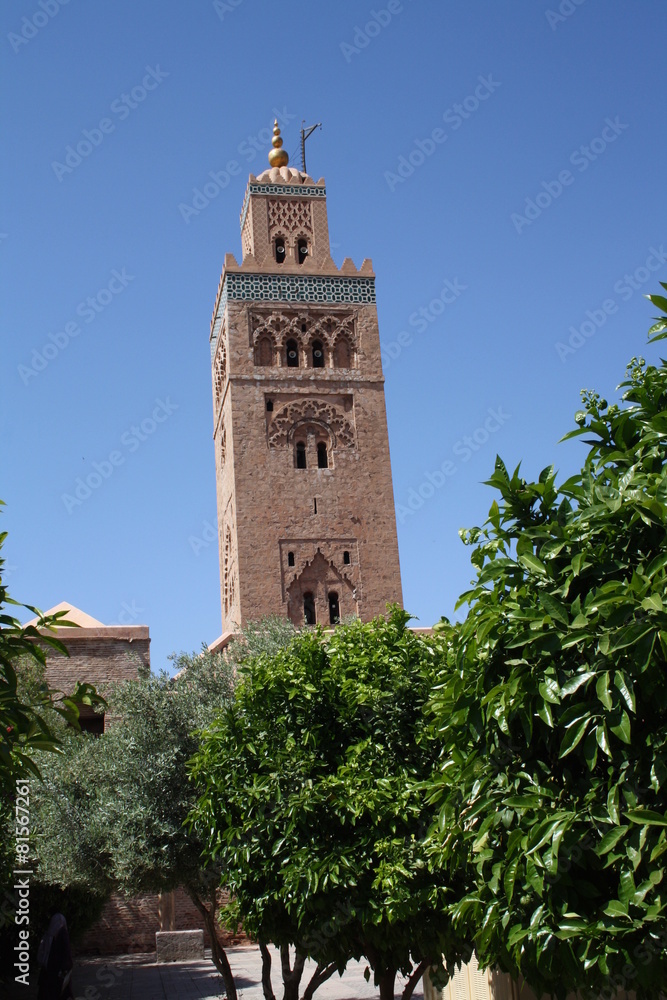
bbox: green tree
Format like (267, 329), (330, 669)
(30, 620), (295, 1000)
(425, 291), (667, 998)
(189, 611), (469, 1000)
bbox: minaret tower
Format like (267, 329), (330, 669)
(210, 123), (402, 631)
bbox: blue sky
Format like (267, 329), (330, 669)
(2, 0), (666, 674)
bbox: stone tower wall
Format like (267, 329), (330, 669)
(212, 167), (402, 632)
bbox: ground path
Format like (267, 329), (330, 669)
(70, 944), (427, 1000)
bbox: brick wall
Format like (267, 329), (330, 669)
(78, 889), (248, 955)
(43, 625), (150, 727)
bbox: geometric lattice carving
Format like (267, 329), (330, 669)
(268, 399), (355, 450)
(212, 340), (227, 409)
(223, 524), (236, 619)
(268, 199), (312, 236)
(242, 217), (253, 259)
(240, 184), (326, 231)
(219, 423), (226, 468)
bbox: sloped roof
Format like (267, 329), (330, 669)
(24, 602), (105, 629)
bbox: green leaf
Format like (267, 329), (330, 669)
(609, 709), (631, 744)
(596, 672), (613, 711)
(519, 553), (548, 576)
(538, 592), (569, 625)
(596, 826), (628, 855)
(539, 679), (561, 705)
(613, 671), (636, 713)
(625, 809), (667, 827)
(504, 856), (519, 904)
(560, 671), (594, 697)
(559, 717), (589, 758)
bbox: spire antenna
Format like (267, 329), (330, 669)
(300, 121), (322, 175)
(268, 120), (289, 168)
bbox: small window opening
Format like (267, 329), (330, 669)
(317, 441), (328, 469)
(255, 336), (274, 367)
(288, 551), (295, 567)
(301, 323), (307, 333)
(266, 399), (273, 412)
(297, 239), (308, 265)
(343, 550), (350, 565)
(78, 711), (105, 737)
(296, 441), (307, 469)
(304, 591), (316, 625)
(313, 498), (318, 514)
(286, 338), (299, 367)
(334, 338), (352, 369)
(312, 340), (324, 368)
(328, 592), (340, 625)
(275, 237), (286, 264)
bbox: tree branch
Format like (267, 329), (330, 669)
(259, 942), (276, 1000)
(185, 887), (237, 1000)
(401, 958), (431, 1000)
(301, 961), (338, 1000)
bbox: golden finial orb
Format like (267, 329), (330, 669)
(268, 119), (289, 168)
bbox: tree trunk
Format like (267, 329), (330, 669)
(185, 887), (237, 1000)
(259, 942), (276, 1000)
(401, 959), (430, 1000)
(377, 968), (397, 1000)
(302, 961), (338, 1000)
(280, 944), (306, 1000)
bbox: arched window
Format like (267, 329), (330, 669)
(275, 237), (286, 264)
(304, 592), (316, 625)
(288, 551), (295, 567)
(343, 550), (350, 565)
(295, 441), (307, 469)
(333, 338), (352, 369)
(317, 441), (328, 469)
(255, 336), (273, 366)
(266, 399), (273, 412)
(286, 338), (299, 367)
(328, 592), (340, 625)
(297, 239), (308, 265)
(312, 339), (324, 368)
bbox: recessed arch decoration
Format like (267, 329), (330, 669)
(267, 399), (355, 451)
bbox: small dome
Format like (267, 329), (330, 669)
(254, 165), (314, 185)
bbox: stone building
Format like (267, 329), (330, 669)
(210, 121), (403, 633)
(25, 602), (149, 733)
